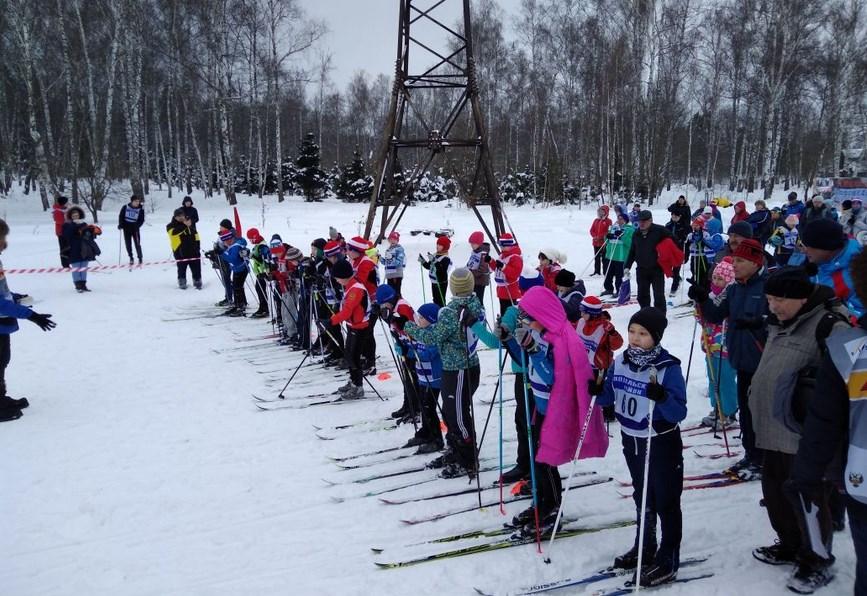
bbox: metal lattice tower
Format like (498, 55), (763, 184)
(364, 0), (507, 248)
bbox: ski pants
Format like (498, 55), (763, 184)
(850, 506), (867, 596)
(0, 334), (10, 397)
(533, 411), (562, 514)
(474, 285), (486, 305)
(362, 311), (377, 368)
(705, 352), (737, 417)
(603, 261), (624, 294)
(219, 261), (233, 303)
(417, 384), (442, 443)
(514, 372), (531, 472)
(253, 274), (269, 314)
(313, 292), (341, 355)
(344, 326), (371, 387)
(386, 276), (403, 297)
(399, 354), (420, 415)
(440, 365), (481, 470)
(176, 258), (201, 283)
(499, 298), (515, 316)
(431, 283), (448, 307)
(635, 267), (666, 312)
(70, 261), (88, 283)
(592, 241), (605, 275)
(232, 269), (248, 308)
(622, 429), (683, 565)
(122, 227), (142, 261)
(736, 370), (764, 464)
(279, 289), (299, 340)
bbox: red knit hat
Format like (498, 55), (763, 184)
(245, 227), (263, 244)
(731, 238), (764, 267)
(437, 236), (451, 250)
(580, 295), (604, 316)
(324, 240), (343, 257)
(388, 231), (400, 242)
(346, 236), (369, 253)
(468, 231), (484, 245)
(691, 218), (705, 229)
(498, 233), (516, 247)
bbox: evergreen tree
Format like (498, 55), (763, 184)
(341, 149), (371, 202)
(325, 163), (341, 199)
(294, 132), (326, 201)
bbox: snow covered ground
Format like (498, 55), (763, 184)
(0, 187), (855, 595)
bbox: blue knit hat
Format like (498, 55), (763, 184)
(417, 303), (441, 324)
(375, 284), (397, 305)
(519, 269), (544, 292)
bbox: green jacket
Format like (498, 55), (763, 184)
(605, 224), (634, 263)
(405, 295), (484, 371)
(250, 242), (269, 276)
(473, 305), (524, 374)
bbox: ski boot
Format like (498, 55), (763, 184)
(1, 396), (29, 409)
(511, 506), (537, 529)
(414, 440), (444, 455)
(425, 449), (456, 469)
(228, 307), (246, 318)
(500, 465), (528, 484)
(441, 462), (473, 479)
(80, 282), (91, 292)
(250, 309), (269, 319)
(342, 385), (364, 400)
(335, 381), (353, 395)
(753, 542), (798, 566)
(613, 543), (657, 570)
(178, 278), (188, 290)
(638, 556), (678, 587)
(517, 508), (560, 538)
(193, 279), (203, 290)
(786, 561), (835, 594)
(216, 299), (233, 307)
(0, 403), (23, 422)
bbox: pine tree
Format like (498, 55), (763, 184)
(325, 163), (341, 199)
(294, 132), (326, 201)
(341, 149), (371, 202)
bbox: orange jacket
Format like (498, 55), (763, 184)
(330, 281), (370, 330)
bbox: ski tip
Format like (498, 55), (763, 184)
(370, 547), (384, 554)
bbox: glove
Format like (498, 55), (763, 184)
(239, 248), (251, 259)
(379, 304), (393, 320)
(514, 327), (538, 353)
(687, 282), (709, 303)
(460, 308), (478, 328)
(733, 317), (764, 330)
(117, 224), (123, 230)
(492, 259), (504, 270)
(496, 322), (512, 341)
(392, 315), (407, 331)
(28, 312), (56, 331)
(417, 254), (427, 265)
(483, 254), (492, 264)
(587, 379), (604, 395)
(645, 381), (666, 403)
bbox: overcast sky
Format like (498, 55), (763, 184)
(298, 0), (522, 88)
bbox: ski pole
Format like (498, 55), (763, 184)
(544, 372), (602, 559)
(420, 266), (427, 302)
(697, 307), (732, 457)
(274, 351), (310, 399)
(577, 240), (608, 279)
(497, 340), (505, 514)
(684, 316), (699, 384)
(476, 350), (508, 452)
(378, 317), (418, 434)
(634, 373), (658, 594)
(316, 318), (385, 401)
(520, 349), (542, 554)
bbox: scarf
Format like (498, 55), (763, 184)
(518, 286), (609, 466)
(625, 344), (662, 368)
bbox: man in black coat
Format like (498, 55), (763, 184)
(625, 210), (672, 312)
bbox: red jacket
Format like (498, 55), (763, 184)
(330, 281), (370, 330)
(656, 237), (685, 278)
(52, 204), (66, 237)
(494, 246), (523, 300)
(352, 254), (378, 297)
(539, 263), (561, 292)
(589, 208), (612, 247)
(731, 201), (750, 225)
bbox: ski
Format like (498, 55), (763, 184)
(324, 459), (498, 487)
(374, 519), (630, 569)
(252, 392), (333, 403)
(336, 451), (419, 470)
(693, 449), (741, 460)
(327, 445), (409, 462)
(592, 573), (715, 596)
(478, 556), (710, 595)
(315, 423), (398, 441)
(618, 471), (736, 487)
(400, 477), (613, 525)
(617, 477), (743, 498)
(313, 418), (393, 432)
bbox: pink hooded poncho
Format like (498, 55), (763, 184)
(519, 286), (609, 466)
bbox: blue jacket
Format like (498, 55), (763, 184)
(704, 216), (723, 236)
(220, 238), (249, 273)
(700, 270), (769, 373)
(473, 305), (525, 374)
(784, 201), (805, 218)
(598, 347), (687, 435)
(526, 345), (554, 415)
(0, 269), (33, 334)
(412, 341), (443, 389)
(814, 238), (864, 318)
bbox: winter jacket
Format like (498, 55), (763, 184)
(330, 280), (370, 330)
(624, 223), (672, 271)
(559, 283), (587, 324)
(411, 340), (443, 389)
(731, 201), (750, 224)
(812, 238), (864, 318)
(656, 237), (685, 278)
(351, 254), (379, 297)
(590, 208), (612, 248)
(699, 270), (769, 373)
(667, 201), (692, 223)
(422, 253), (451, 290)
(704, 215), (723, 236)
(381, 244), (406, 279)
(492, 246), (523, 301)
(181, 206), (199, 224)
(784, 200), (806, 218)
(467, 242), (491, 287)
(219, 238), (250, 273)
(249, 242), (272, 276)
(473, 305), (524, 374)
(166, 220), (200, 259)
(792, 318), (867, 516)
(802, 203), (836, 230)
(52, 203), (66, 236)
(62, 221), (101, 263)
(605, 224), (634, 263)
(628, 209), (642, 225)
(688, 229), (725, 261)
(664, 219), (690, 250)
(405, 294), (484, 371)
(526, 337), (554, 415)
(576, 316), (623, 371)
(118, 203), (145, 230)
(0, 261), (34, 334)
(746, 209), (772, 245)
(749, 286), (849, 454)
(539, 263), (562, 292)
(598, 346), (688, 438)
(769, 225), (799, 256)
(842, 207), (867, 239)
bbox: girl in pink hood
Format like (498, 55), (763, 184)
(731, 201), (750, 225)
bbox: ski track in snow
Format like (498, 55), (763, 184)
(0, 189), (855, 595)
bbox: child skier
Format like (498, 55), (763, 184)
(269, 236), (295, 345)
(318, 240), (346, 361)
(62, 206), (102, 293)
(117, 194), (145, 265)
(688, 217), (724, 290)
(218, 229), (249, 317)
(375, 283), (420, 424)
(330, 258), (372, 399)
(603, 213), (634, 297)
(769, 214), (800, 267)
(593, 307), (687, 587)
(420, 236), (452, 306)
(696, 257), (738, 429)
(589, 205), (612, 276)
(0, 218), (57, 423)
(382, 231), (406, 296)
(665, 209), (690, 296)
(166, 208), (202, 289)
(346, 236), (378, 374)
(487, 233), (523, 314)
(576, 295), (624, 420)
(467, 231), (491, 304)
(538, 249), (566, 291)
(246, 228), (271, 318)
(410, 304), (445, 454)
(554, 269), (587, 325)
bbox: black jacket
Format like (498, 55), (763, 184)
(667, 201), (692, 223)
(624, 223), (672, 271)
(181, 206), (199, 224)
(118, 203), (145, 230)
(166, 220), (200, 258)
(62, 221), (100, 263)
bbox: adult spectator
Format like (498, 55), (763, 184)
(180, 196), (199, 225)
(747, 200), (773, 247)
(589, 205), (612, 276)
(667, 194), (692, 222)
(62, 207), (102, 293)
(624, 210), (672, 311)
(689, 238), (769, 480)
(52, 196), (69, 267)
(783, 191), (806, 218)
(801, 218), (864, 318)
(731, 201), (750, 225)
(801, 194), (835, 230)
(692, 198), (707, 219)
(842, 198), (867, 241)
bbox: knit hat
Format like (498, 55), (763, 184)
(346, 236), (369, 253)
(436, 236), (452, 251)
(731, 238), (764, 267)
(329, 226), (339, 240)
(691, 218), (705, 229)
(554, 269), (576, 287)
(638, 210), (653, 221)
(629, 307), (668, 345)
(388, 231), (400, 242)
(285, 245), (304, 261)
(580, 295), (603, 317)
(331, 258), (354, 280)
(449, 267), (475, 297)
(270, 234), (283, 247)
(468, 231), (485, 245)
(324, 240), (342, 257)
(727, 221), (753, 238)
(375, 284), (397, 305)
(57, 196), (69, 206)
(498, 233), (516, 247)
(712, 257), (736, 287)
(801, 219), (847, 251)
(417, 303), (441, 324)
(219, 229), (235, 243)
(765, 266), (814, 299)
(518, 269), (544, 292)
(245, 227), (263, 244)
(311, 238), (327, 250)
(702, 206), (714, 216)
(785, 214), (799, 227)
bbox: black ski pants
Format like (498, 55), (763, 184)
(534, 411), (562, 514)
(440, 365), (481, 470)
(0, 334), (10, 397)
(176, 258), (201, 283)
(232, 269), (248, 308)
(418, 384), (442, 443)
(344, 326), (371, 387)
(635, 267), (666, 312)
(122, 227), (142, 261)
(736, 370), (763, 464)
